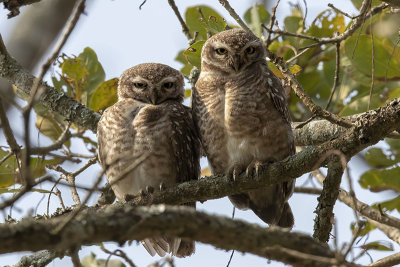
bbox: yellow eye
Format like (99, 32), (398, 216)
(134, 82), (146, 89)
(246, 46), (255, 54)
(215, 48), (227, 55)
(163, 82), (174, 89)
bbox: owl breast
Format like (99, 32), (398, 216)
(224, 73), (293, 168)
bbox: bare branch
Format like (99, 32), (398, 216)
(313, 159), (344, 242)
(12, 250), (60, 267)
(167, 0), (191, 40)
(265, 0), (281, 47)
(0, 204), (338, 266)
(217, 0), (251, 31)
(0, 34), (100, 132)
(2, 0), (42, 18)
(368, 252), (400, 267)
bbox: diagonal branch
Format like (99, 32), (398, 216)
(127, 98), (400, 209)
(0, 34), (100, 132)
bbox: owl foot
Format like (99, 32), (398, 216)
(227, 163), (245, 182)
(246, 160), (265, 179)
(159, 182), (166, 191)
(139, 186), (154, 197)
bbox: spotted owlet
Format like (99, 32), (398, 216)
(192, 29), (295, 228)
(97, 63), (200, 257)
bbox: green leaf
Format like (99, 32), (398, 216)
(386, 138), (400, 157)
(339, 93), (385, 116)
(307, 10), (345, 38)
(175, 50), (192, 77)
(361, 241), (394, 251)
(0, 148), (61, 188)
(78, 47), (106, 96)
(89, 78), (119, 112)
(35, 115), (70, 148)
(359, 166), (400, 192)
(62, 57), (88, 83)
(81, 252), (125, 267)
(375, 195), (400, 213)
(185, 89), (192, 98)
(185, 5), (226, 40)
(184, 40), (206, 68)
(344, 34), (400, 79)
(350, 220), (376, 236)
(388, 88), (400, 100)
(365, 148), (397, 168)
(243, 4), (270, 37)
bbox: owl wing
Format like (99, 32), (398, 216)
(167, 102), (201, 184)
(97, 100), (141, 182)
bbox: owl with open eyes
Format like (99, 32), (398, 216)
(192, 29), (295, 228)
(97, 63), (200, 257)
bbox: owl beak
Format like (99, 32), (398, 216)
(232, 55), (242, 72)
(149, 89), (158, 105)
(150, 94), (158, 105)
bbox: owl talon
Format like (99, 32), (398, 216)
(246, 160), (264, 179)
(226, 163), (245, 182)
(159, 182), (166, 191)
(146, 186), (154, 194)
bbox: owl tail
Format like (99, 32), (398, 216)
(251, 201), (294, 228)
(142, 238), (170, 257)
(176, 240), (195, 258)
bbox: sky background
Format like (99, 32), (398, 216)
(0, 0), (398, 266)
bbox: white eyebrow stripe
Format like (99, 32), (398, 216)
(129, 77), (153, 87)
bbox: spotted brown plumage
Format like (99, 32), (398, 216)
(193, 29), (295, 228)
(97, 63), (200, 257)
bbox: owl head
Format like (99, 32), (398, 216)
(200, 29), (266, 75)
(118, 63), (184, 104)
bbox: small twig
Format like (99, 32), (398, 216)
(0, 151), (13, 166)
(30, 124), (71, 155)
(325, 40), (341, 110)
(21, 0), (86, 188)
(0, 98), (20, 153)
(328, 3), (358, 19)
(286, 47), (311, 64)
(69, 248), (82, 267)
(265, 0), (281, 47)
(342, 225), (362, 260)
(266, 52), (353, 128)
(217, 0), (251, 31)
(0, 176), (52, 210)
(167, 0), (192, 40)
(367, 10), (375, 111)
(295, 114), (316, 129)
(294, 187), (322, 195)
(262, 26), (320, 42)
(101, 245), (137, 267)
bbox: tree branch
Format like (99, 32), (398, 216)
(2, 0), (42, 18)
(126, 98), (400, 208)
(0, 34), (100, 132)
(0, 205), (339, 266)
(313, 159), (344, 242)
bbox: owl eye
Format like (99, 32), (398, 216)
(215, 48), (227, 55)
(246, 46), (255, 54)
(133, 82), (147, 89)
(163, 82), (174, 89)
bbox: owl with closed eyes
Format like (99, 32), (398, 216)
(192, 29), (295, 228)
(97, 63), (200, 257)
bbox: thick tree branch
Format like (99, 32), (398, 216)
(0, 205), (340, 267)
(1, 0), (41, 18)
(126, 99), (400, 208)
(0, 34), (100, 132)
